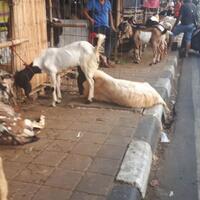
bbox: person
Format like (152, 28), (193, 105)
(195, 0), (200, 26)
(45, 0), (63, 46)
(174, 0), (183, 18)
(171, 0), (197, 56)
(167, 1), (175, 16)
(83, 0), (117, 68)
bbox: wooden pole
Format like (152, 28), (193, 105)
(0, 39), (29, 49)
(48, 0), (54, 46)
(116, 0), (121, 26)
(8, 0), (15, 72)
(114, 0), (121, 63)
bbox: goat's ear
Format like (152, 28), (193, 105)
(25, 62), (33, 68)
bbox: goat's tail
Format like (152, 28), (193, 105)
(95, 34), (106, 56)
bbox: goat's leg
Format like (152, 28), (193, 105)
(56, 74), (62, 100)
(134, 48), (140, 64)
(151, 42), (158, 65)
(50, 72), (58, 107)
(85, 74), (94, 103)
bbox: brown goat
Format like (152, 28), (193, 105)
(118, 20), (170, 65)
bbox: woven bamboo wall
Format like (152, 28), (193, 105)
(12, 0), (48, 90)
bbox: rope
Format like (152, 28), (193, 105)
(10, 40), (27, 66)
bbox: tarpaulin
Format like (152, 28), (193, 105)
(143, 0), (160, 8)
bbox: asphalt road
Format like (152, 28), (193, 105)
(146, 52), (200, 200)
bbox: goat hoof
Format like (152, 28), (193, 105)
(85, 99), (92, 104)
(52, 103), (56, 107)
(56, 99), (61, 104)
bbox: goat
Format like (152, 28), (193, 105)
(14, 34), (105, 106)
(118, 18), (171, 65)
(0, 101), (45, 145)
(77, 68), (169, 114)
(0, 157), (8, 200)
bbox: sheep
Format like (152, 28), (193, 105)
(0, 157), (8, 200)
(14, 34), (105, 106)
(77, 68), (169, 114)
(0, 101), (45, 145)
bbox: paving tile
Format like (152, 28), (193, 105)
(79, 133), (107, 144)
(46, 119), (73, 130)
(14, 164), (54, 184)
(96, 144), (127, 160)
(32, 151), (67, 167)
(76, 172), (113, 195)
(71, 143), (101, 157)
(105, 135), (131, 146)
(32, 186), (72, 200)
(0, 148), (41, 163)
(117, 115), (140, 128)
(45, 168), (83, 190)
(39, 128), (60, 139)
(110, 126), (135, 137)
(69, 122), (112, 134)
(88, 158), (120, 176)
(59, 154), (92, 172)
(46, 140), (76, 153)
(22, 138), (53, 151)
(55, 129), (82, 141)
(3, 161), (27, 179)
(70, 191), (106, 200)
(8, 181), (40, 200)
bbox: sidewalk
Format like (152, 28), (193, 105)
(0, 50), (178, 200)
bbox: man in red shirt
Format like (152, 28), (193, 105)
(174, 0), (183, 18)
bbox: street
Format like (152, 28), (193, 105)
(146, 52), (200, 200)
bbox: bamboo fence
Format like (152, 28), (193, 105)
(11, 0), (48, 90)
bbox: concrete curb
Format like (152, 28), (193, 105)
(107, 55), (178, 200)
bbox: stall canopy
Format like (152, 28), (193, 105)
(143, 0), (160, 8)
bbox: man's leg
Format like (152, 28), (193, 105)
(170, 24), (186, 50)
(104, 28), (117, 64)
(184, 24), (195, 56)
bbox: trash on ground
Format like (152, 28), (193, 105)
(161, 132), (170, 143)
(150, 179), (160, 187)
(76, 131), (82, 138)
(169, 191), (174, 197)
(153, 154), (159, 162)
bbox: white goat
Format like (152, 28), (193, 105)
(0, 157), (8, 200)
(15, 34), (105, 106)
(82, 70), (169, 113)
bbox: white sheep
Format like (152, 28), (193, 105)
(14, 34), (105, 106)
(81, 70), (169, 113)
